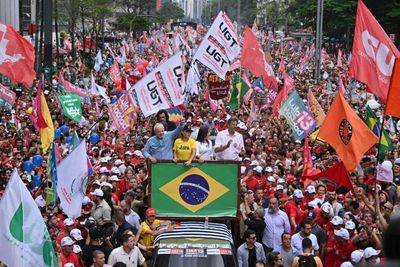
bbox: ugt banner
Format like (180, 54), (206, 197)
(150, 162), (239, 218)
(279, 90), (316, 141)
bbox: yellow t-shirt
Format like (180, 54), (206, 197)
(140, 219), (161, 247)
(173, 138), (196, 161)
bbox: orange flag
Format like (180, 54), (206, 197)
(308, 90), (326, 127)
(318, 91), (378, 171)
(385, 58), (400, 118)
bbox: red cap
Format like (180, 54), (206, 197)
(146, 208), (156, 217)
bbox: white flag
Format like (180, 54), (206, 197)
(90, 73), (110, 102)
(185, 61), (200, 95)
(57, 141), (89, 219)
(0, 170), (58, 267)
(377, 162), (393, 183)
(94, 50), (104, 71)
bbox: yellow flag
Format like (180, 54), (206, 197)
(308, 90), (326, 127)
(39, 92), (54, 153)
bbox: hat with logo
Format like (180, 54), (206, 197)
(63, 218), (74, 227)
(70, 228), (83, 241)
(90, 188), (104, 197)
(306, 185), (316, 194)
(146, 208), (156, 217)
(276, 185), (284, 191)
(99, 167), (109, 174)
(364, 247), (380, 259)
(306, 210), (317, 219)
(182, 124), (193, 132)
(321, 202), (333, 213)
(293, 189), (304, 199)
(82, 196), (91, 206)
(110, 175), (120, 182)
(345, 220), (356, 230)
(277, 178), (285, 184)
(73, 244), (82, 254)
(330, 216), (344, 226)
(334, 228), (350, 240)
(351, 249), (364, 263)
(61, 236), (75, 247)
(265, 166), (273, 173)
(133, 150), (143, 157)
(253, 166), (263, 173)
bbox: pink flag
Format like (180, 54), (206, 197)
(29, 83), (48, 131)
(247, 99), (257, 127)
(109, 93), (136, 135)
(271, 73), (293, 116)
(59, 73), (88, 97)
(243, 88), (253, 105)
(278, 58), (286, 74)
(337, 49), (343, 68)
(109, 61), (122, 83)
(0, 83), (16, 105)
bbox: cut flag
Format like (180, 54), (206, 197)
(0, 22), (36, 88)
(0, 170), (58, 267)
(318, 91), (378, 171)
(385, 58), (400, 118)
(307, 90), (326, 127)
(302, 162), (354, 192)
(365, 106), (393, 159)
(349, 0), (400, 101)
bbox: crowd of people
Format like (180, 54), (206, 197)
(1, 19), (400, 267)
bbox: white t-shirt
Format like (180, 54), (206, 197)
(291, 232), (319, 257)
(108, 246), (145, 267)
(196, 140), (214, 160)
(125, 209), (141, 230)
(214, 129), (244, 161)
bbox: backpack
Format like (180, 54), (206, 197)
(298, 255), (317, 267)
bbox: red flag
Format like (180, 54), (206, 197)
(302, 162), (354, 192)
(59, 72), (88, 97)
(350, 0), (400, 101)
(109, 61), (121, 83)
(302, 137), (313, 176)
(337, 49), (343, 68)
(29, 84), (48, 131)
(0, 83), (16, 105)
(241, 26), (278, 90)
(271, 86), (288, 117)
(0, 22), (36, 88)
(278, 57), (286, 74)
(385, 58), (400, 118)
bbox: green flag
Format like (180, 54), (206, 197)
(150, 162), (239, 218)
(58, 94), (82, 122)
(365, 107), (393, 159)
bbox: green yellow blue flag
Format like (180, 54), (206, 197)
(150, 162), (239, 218)
(228, 73), (249, 109)
(365, 106), (393, 159)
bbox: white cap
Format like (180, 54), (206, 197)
(330, 216), (344, 226)
(253, 166), (263, 173)
(61, 236), (75, 246)
(114, 159), (124, 166)
(295, 140), (301, 144)
(351, 249), (364, 263)
(73, 244), (82, 254)
(99, 167), (109, 174)
(277, 178), (285, 184)
(63, 218), (74, 227)
(340, 262), (353, 267)
(101, 182), (113, 189)
(267, 176), (275, 182)
(345, 220), (356, 230)
(334, 228), (350, 240)
(250, 160), (259, 166)
(306, 185), (316, 194)
(364, 247), (380, 259)
(265, 166), (273, 173)
(293, 189), (304, 198)
(64, 263), (75, 267)
(276, 185), (284, 191)
(93, 180), (102, 186)
(394, 158), (400, 165)
(82, 196), (91, 206)
(111, 167), (121, 175)
(90, 188), (104, 197)
(308, 199), (323, 209)
(100, 157), (108, 163)
(110, 175), (120, 182)
(321, 202), (333, 213)
(125, 151), (133, 156)
(70, 228), (83, 241)
(133, 150), (143, 157)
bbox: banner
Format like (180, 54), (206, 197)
(194, 11), (240, 80)
(58, 94), (83, 122)
(59, 73), (88, 97)
(150, 162), (239, 218)
(376, 163), (393, 183)
(208, 73), (230, 100)
(109, 93), (137, 135)
(109, 61), (122, 83)
(0, 170), (57, 267)
(57, 141), (89, 219)
(349, 0), (400, 101)
(0, 83), (16, 105)
(279, 90), (316, 141)
(131, 52), (185, 117)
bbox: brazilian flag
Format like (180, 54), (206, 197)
(228, 73), (249, 109)
(365, 106), (394, 159)
(150, 162), (239, 218)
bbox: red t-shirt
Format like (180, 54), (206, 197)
(323, 229), (336, 267)
(333, 240), (357, 267)
(315, 210), (330, 229)
(61, 251), (82, 267)
(284, 200), (305, 233)
(245, 175), (267, 192)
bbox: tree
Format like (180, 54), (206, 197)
(114, 14), (149, 36)
(202, 0), (257, 26)
(155, 2), (184, 25)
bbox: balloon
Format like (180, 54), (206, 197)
(90, 133), (100, 145)
(54, 129), (61, 139)
(143, 60), (149, 67)
(113, 89), (118, 95)
(120, 90), (126, 95)
(111, 96), (117, 104)
(23, 161), (34, 172)
(33, 175), (42, 188)
(60, 125), (69, 135)
(32, 155), (43, 166)
(136, 65), (144, 72)
(66, 136), (72, 144)
(116, 84), (122, 93)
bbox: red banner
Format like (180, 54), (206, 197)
(0, 83), (16, 105)
(208, 73), (230, 100)
(109, 93), (137, 135)
(59, 73), (88, 97)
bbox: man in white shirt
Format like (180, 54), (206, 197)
(108, 234), (147, 267)
(291, 218), (319, 257)
(120, 199), (141, 230)
(214, 117), (245, 161)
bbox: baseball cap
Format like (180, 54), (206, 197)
(93, 180), (102, 186)
(63, 218), (74, 227)
(267, 176), (275, 182)
(364, 247), (380, 259)
(133, 150), (143, 157)
(70, 228), (83, 241)
(306, 210), (317, 219)
(125, 151), (133, 156)
(293, 189), (304, 198)
(64, 263), (75, 267)
(345, 220), (356, 230)
(110, 175), (120, 182)
(394, 158), (400, 165)
(277, 178), (285, 184)
(265, 166), (273, 173)
(82, 196), (91, 206)
(111, 167), (121, 175)
(73, 244), (82, 254)
(100, 157), (108, 163)
(182, 124), (193, 132)
(351, 249), (364, 263)
(243, 157), (251, 162)
(250, 160), (259, 166)
(61, 236), (75, 247)
(90, 188), (104, 197)
(308, 199), (323, 209)
(334, 228), (350, 240)
(101, 182), (113, 189)
(295, 140), (301, 144)
(276, 185), (284, 191)
(306, 185), (316, 194)
(99, 167), (109, 174)
(146, 208), (156, 217)
(114, 159), (123, 166)
(253, 166), (263, 173)
(340, 262), (353, 267)
(321, 202), (333, 213)
(330, 216), (344, 226)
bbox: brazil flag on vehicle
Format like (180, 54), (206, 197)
(150, 162), (239, 218)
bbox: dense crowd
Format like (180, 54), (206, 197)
(1, 22), (400, 267)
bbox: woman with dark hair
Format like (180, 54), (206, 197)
(196, 126), (214, 161)
(156, 109), (176, 131)
(266, 251), (283, 267)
